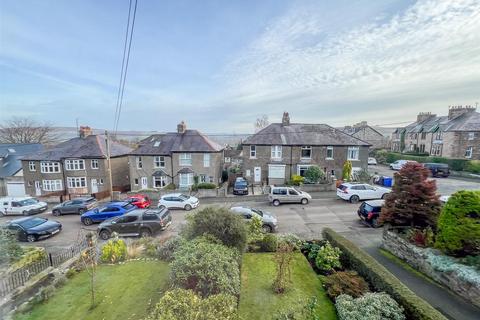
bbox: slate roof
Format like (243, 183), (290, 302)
(342, 125), (384, 137)
(0, 143), (43, 177)
(131, 130), (223, 155)
(402, 111), (480, 134)
(243, 123), (370, 146)
(21, 135), (132, 161)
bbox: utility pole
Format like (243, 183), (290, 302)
(105, 130), (114, 200)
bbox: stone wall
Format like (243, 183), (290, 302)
(382, 229), (480, 308)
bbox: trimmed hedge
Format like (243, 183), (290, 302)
(385, 152), (473, 171)
(322, 228), (447, 320)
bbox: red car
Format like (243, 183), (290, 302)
(127, 194), (151, 209)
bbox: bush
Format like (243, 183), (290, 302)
(170, 237), (240, 297)
(273, 297), (319, 320)
(336, 292), (405, 320)
(373, 149), (389, 164)
(322, 228), (447, 320)
(304, 166), (325, 184)
(385, 152), (471, 171)
(278, 233), (304, 251)
(460, 255), (480, 270)
(315, 241), (342, 273)
(0, 228), (23, 265)
(100, 236), (127, 263)
(196, 182), (217, 189)
(146, 288), (237, 320)
(435, 190), (480, 256)
(324, 271), (369, 300)
(301, 240), (327, 263)
(426, 251), (480, 285)
(290, 175), (304, 186)
(126, 241), (145, 259)
(465, 160), (480, 174)
(406, 227), (435, 248)
(132, 237), (159, 257)
(259, 233), (278, 252)
(183, 206), (247, 252)
(342, 161), (352, 181)
(157, 236), (186, 261)
(10, 246), (46, 270)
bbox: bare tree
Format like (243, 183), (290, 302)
(80, 231), (98, 309)
(254, 114), (269, 133)
(0, 117), (58, 144)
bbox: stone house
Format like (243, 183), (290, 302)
(391, 106), (480, 160)
(21, 127), (132, 197)
(342, 121), (387, 149)
(241, 112), (370, 185)
(128, 121), (224, 191)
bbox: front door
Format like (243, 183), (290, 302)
(91, 179), (98, 193)
(254, 167), (261, 183)
(34, 181), (41, 196)
(141, 177), (148, 189)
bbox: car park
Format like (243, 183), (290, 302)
(81, 201), (136, 226)
(52, 197), (97, 216)
(389, 160), (416, 170)
(126, 194), (152, 208)
(4, 216), (62, 242)
(158, 193), (199, 211)
(233, 177), (248, 195)
(423, 163), (450, 177)
(368, 157), (378, 165)
(230, 206), (278, 233)
(337, 183), (391, 203)
(357, 200), (384, 227)
(0, 196), (48, 216)
(97, 208), (172, 240)
(268, 186), (312, 206)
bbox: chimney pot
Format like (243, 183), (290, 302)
(448, 105), (476, 120)
(177, 121), (187, 133)
(281, 112), (290, 126)
(79, 126), (93, 138)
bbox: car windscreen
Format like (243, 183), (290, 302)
(179, 194), (190, 200)
(18, 218), (46, 229)
(19, 198), (39, 206)
(338, 185), (348, 191)
(123, 203), (135, 210)
(85, 197), (96, 203)
(235, 182), (247, 188)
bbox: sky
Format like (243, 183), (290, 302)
(1, 0), (479, 133)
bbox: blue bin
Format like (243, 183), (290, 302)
(383, 177), (393, 187)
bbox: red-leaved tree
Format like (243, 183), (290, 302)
(380, 162), (441, 228)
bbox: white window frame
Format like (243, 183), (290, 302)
(268, 164), (286, 179)
(203, 153), (210, 167)
(297, 165), (312, 177)
(347, 146), (359, 161)
(199, 174), (207, 183)
(40, 161), (61, 173)
(435, 131), (442, 140)
(29, 161), (36, 171)
(468, 132), (475, 140)
(271, 145), (282, 160)
(153, 176), (167, 188)
(42, 179), (63, 191)
(250, 145), (256, 158)
(224, 157), (231, 163)
(67, 177), (87, 188)
(65, 159), (85, 171)
(301, 146), (312, 159)
(465, 146), (473, 159)
(136, 156), (143, 169)
(179, 153), (192, 166)
(179, 173), (194, 187)
(134, 178), (139, 185)
(154, 156), (165, 168)
(99, 178), (104, 185)
(91, 159), (99, 169)
(326, 146), (334, 160)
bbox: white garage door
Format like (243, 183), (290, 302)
(6, 182), (26, 196)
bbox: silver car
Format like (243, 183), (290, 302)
(230, 206), (278, 233)
(268, 186), (312, 206)
(158, 193), (199, 211)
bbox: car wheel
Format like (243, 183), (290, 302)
(350, 195), (360, 203)
(381, 193), (388, 200)
(371, 218), (379, 228)
(99, 230), (110, 240)
(26, 234), (37, 242)
(184, 204), (192, 211)
(262, 224), (273, 233)
(52, 209), (61, 216)
(83, 217), (93, 226)
(273, 199), (280, 206)
(78, 209), (85, 215)
(301, 198), (309, 205)
(140, 228), (152, 238)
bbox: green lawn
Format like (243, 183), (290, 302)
(239, 253), (337, 320)
(16, 261), (170, 320)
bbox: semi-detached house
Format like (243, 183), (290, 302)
(242, 112), (370, 185)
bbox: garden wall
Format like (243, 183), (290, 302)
(125, 184), (228, 201)
(382, 229), (480, 308)
(298, 182), (336, 192)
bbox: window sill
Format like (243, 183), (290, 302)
(325, 158), (334, 160)
(347, 159), (360, 161)
(249, 157), (257, 159)
(270, 158), (283, 161)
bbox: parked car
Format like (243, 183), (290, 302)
(97, 208), (172, 240)
(337, 183), (391, 203)
(389, 160), (415, 170)
(233, 178), (249, 195)
(230, 206), (277, 233)
(357, 200), (384, 227)
(4, 217), (62, 242)
(423, 163), (450, 177)
(368, 157), (378, 165)
(81, 201), (136, 226)
(268, 186), (312, 206)
(158, 193), (199, 211)
(0, 197), (48, 216)
(52, 197), (97, 216)
(126, 194), (152, 208)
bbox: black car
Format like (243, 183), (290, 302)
(97, 208), (172, 240)
(52, 197), (98, 216)
(5, 217), (62, 242)
(423, 163), (450, 177)
(233, 178), (248, 195)
(357, 200), (384, 228)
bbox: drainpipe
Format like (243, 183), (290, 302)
(170, 154), (174, 187)
(61, 158), (68, 202)
(290, 146), (293, 180)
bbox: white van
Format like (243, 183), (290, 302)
(0, 197), (48, 216)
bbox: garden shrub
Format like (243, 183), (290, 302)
(196, 183), (217, 189)
(373, 149), (388, 164)
(304, 166), (325, 184)
(100, 236), (127, 263)
(247, 215), (264, 248)
(342, 161), (352, 181)
(406, 227), (434, 247)
(323, 228), (448, 320)
(466, 160), (480, 174)
(146, 288), (237, 320)
(157, 236), (186, 261)
(132, 237), (159, 257)
(170, 237), (240, 297)
(279, 233), (304, 251)
(336, 292), (405, 320)
(0, 228), (23, 265)
(259, 233), (278, 252)
(126, 241), (145, 259)
(426, 251), (480, 285)
(273, 297), (320, 320)
(290, 175), (304, 186)
(435, 190), (480, 256)
(460, 255), (480, 270)
(324, 271), (369, 300)
(315, 241), (342, 273)
(182, 206), (247, 251)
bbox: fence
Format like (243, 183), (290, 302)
(0, 240), (88, 298)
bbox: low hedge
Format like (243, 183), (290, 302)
(322, 228), (447, 320)
(385, 152), (471, 172)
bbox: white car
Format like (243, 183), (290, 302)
(0, 197), (48, 216)
(158, 193), (199, 211)
(368, 157), (378, 165)
(337, 183), (391, 203)
(389, 160), (416, 170)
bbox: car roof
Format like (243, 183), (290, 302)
(364, 200), (385, 207)
(340, 182), (366, 186)
(73, 197), (95, 201)
(0, 196), (35, 201)
(8, 216), (45, 224)
(125, 208), (167, 216)
(129, 194), (146, 198)
(162, 193), (182, 197)
(107, 201), (129, 206)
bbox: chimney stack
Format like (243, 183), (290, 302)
(448, 105), (476, 120)
(79, 126), (93, 138)
(281, 112), (290, 126)
(177, 121), (187, 134)
(416, 112), (435, 123)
